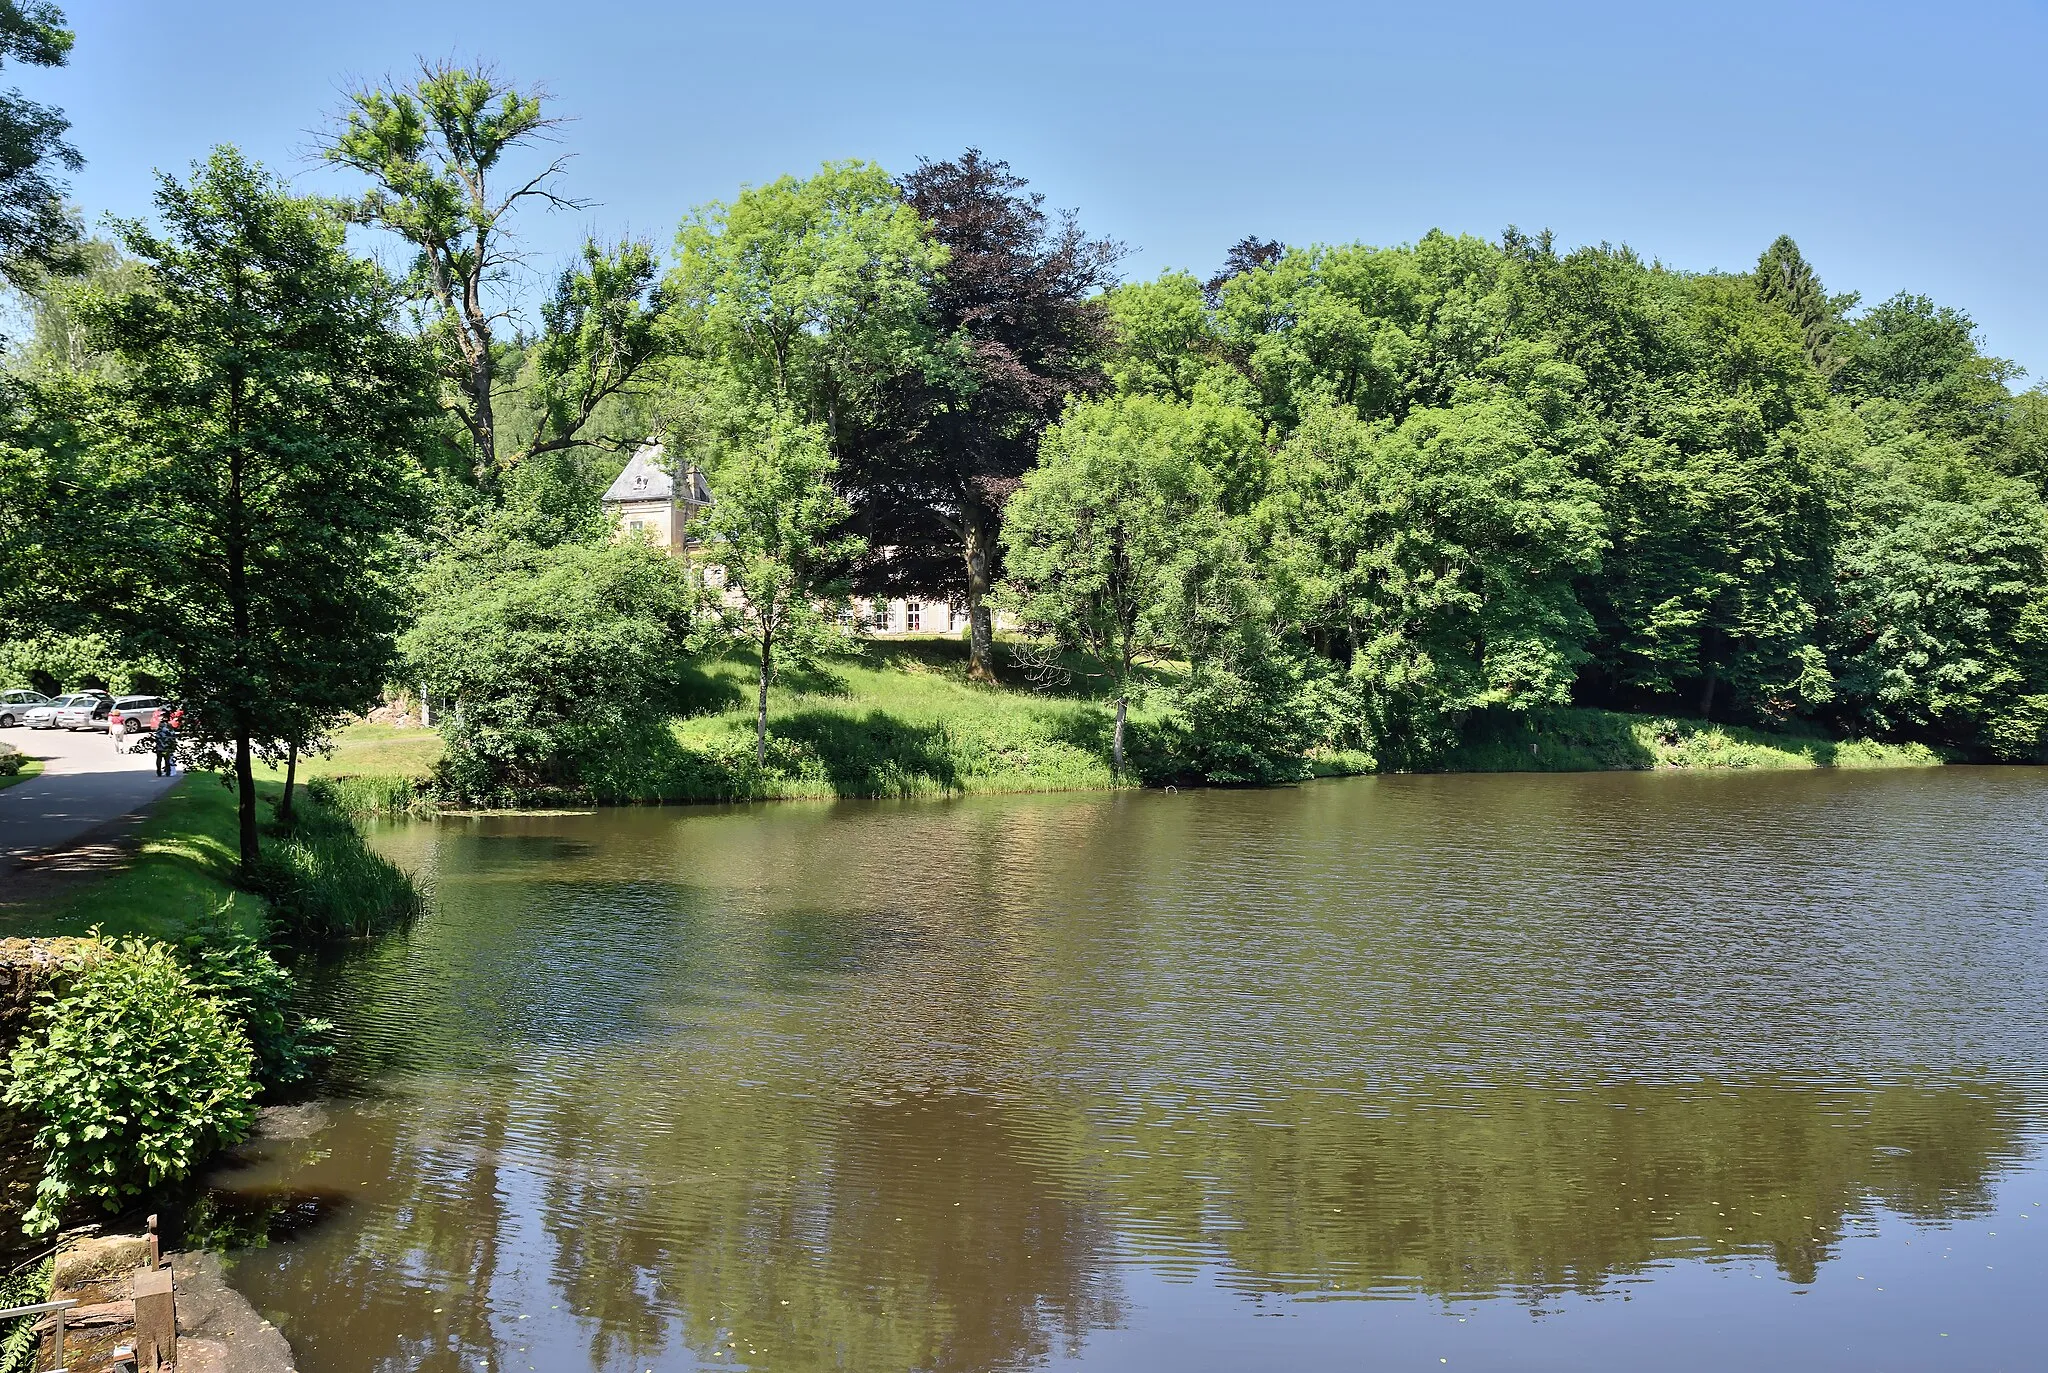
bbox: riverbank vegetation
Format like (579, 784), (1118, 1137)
(0, 773), (419, 1233)
(4, 36), (2046, 814)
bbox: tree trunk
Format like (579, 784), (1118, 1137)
(235, 729), (258, 881)
(1698, 663), (1720, 719)
(1113, 695), (1127, 777)
(756, 633), (772, 769)
(962, 512), (996, 684)
(281, 742), (298, 829)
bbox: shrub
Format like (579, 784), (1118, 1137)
(3, 937), (258, 1234)
(177, 905), (334, 1088)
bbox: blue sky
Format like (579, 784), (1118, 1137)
(15, 0), (2047, 380)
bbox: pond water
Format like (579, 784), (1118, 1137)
(204, 768), (2048, 1372)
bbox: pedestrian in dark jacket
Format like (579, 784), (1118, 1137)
(152, 715), (177, 777)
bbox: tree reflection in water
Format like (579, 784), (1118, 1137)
(206, 771), (2048, 1372)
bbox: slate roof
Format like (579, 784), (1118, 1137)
(601, 442), (714, 507)
(602, 444), (672, 503)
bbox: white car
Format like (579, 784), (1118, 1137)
(26, 693), (98, 730)
(0, 689), (51, 728)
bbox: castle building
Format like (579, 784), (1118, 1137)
(600, 442), (714, 551)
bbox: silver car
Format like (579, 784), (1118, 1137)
(29, 693), (99, 729)
(54, 693), (113, 730)
(0, 688), (51, 728)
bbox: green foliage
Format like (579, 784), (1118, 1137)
(1753, 234), (1846, 379)
(0, 0), (82, 290)
(1255, 385), (1605, 766)
(0, 1256), (51, 1373)
(3, 936), (257, 1234)
(76, 146), (433, 874)
(404, 534), (700, 801)
(1837, 292), (2017, 445)
(325, 62), (658, 476)
(667, 161), (942, 427)
(176, 904), (333, 1086)
(1152, 631), (1336, 785)
(1821, 402), (2048, 759)
(1000, 394), (1248, 770)
(697, 412), (866, 765)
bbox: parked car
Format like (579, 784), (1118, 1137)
(108, 696), (167, 735)
(24, 693), (92, 729)
(0, 689), (51, 728)
(54, 692), (114, 731)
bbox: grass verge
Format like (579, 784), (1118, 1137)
(297, 643), (1959, 814)
(3, 772), (421, 943)
(0, 757), (42, 793)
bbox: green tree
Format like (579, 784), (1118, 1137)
(1817, 401), (2048, 759)
(666, 160), (941, 438)
(999, 395), (1244, 773)
(1837, 292), (2017, 445)
(324, 63), (669, 479)
(0, 0), (81, 290)
(1255, 377), (1605, 765)
(697, 412), (866, 767)
(1753, 234), (1846, 379)
(78, 148), (432, 877)
(404, 535), (700, 800)
(1997, 385), (2048, 492)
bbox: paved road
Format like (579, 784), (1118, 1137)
(0, 722), (181, 870)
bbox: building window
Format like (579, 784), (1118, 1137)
(906, 599), (922, 631)
(870, 599), (892, 631)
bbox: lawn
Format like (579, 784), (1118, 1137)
(595, 637), (1153, 803)
(0, 756), (43, 792)
(289, 638), (1957, 813)
(254, 722), (446, 781)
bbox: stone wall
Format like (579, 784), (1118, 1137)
(0, 938), (95, 1232)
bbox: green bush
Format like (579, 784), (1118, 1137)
(177, 904), (334, 1087)
(0, 752), (22, 778)
(3, 937), (258, 1235)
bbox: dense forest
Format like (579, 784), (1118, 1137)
(5, 47), (2047, 813)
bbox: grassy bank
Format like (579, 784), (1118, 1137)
(298, 639), (1956, 815)
(601, 641), (1145, 803)
(3, 773), (421, 943)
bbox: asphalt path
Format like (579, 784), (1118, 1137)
(0, 722), (181, 871)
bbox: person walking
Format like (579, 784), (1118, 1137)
(152, 710), (177, 777)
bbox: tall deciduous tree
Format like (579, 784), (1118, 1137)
(846, 150), (1121, 683)
(0, 0), (81, 289)
(80, 148), (432, 876)
(999, 395), (1242, 773)
(698, 411), (866, 767)
(324, 63), (668, 480)
(665, 160), (941, 439)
